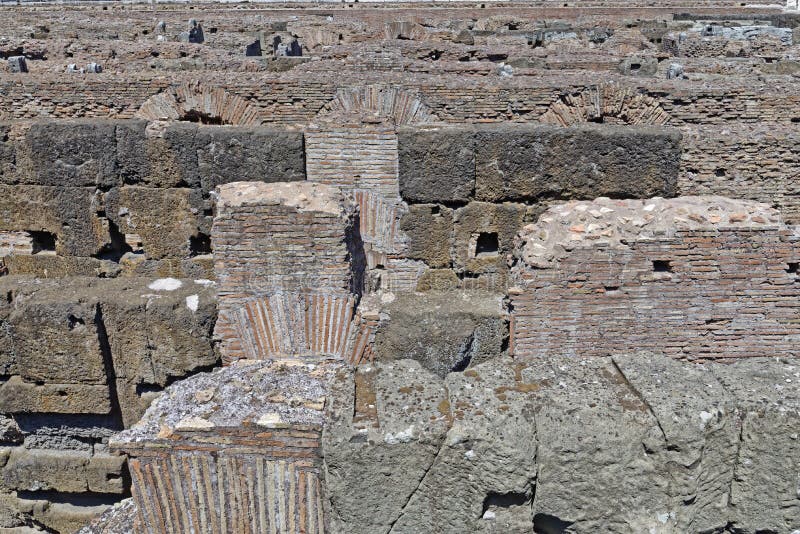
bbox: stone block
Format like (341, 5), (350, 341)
(415, 269), (459, 292)
(323, 360), (450, 534)
(4, 298), (105, 384)
(100, 278), (218, 426)
(0, 377), (111, 415)
(0, 275), (217, 423)
(15, 121), (118, 188)
(105, 186), (199, 259)
(398, 127), (475, 203)
(452, 201), (530, 275)
(0, 185), (108, 257)
(398, 204), (453, 268)
(1, 448), (88, 492)
(474, 124), (681, 202)
(196, 126), (305, 195)
(0, 255), (119, 278)
(373, 291), (506, 377)
(138, 122), (200, 188)
(86, 453), (126, 494)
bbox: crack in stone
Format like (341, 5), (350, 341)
(610, 357), (668, 444)
(386, 381), (452, 534)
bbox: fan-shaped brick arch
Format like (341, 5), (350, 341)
(318, 85), (437, 125)
(136, 82), (263, 125)
(540, 84), (670, 126)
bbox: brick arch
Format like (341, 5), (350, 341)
(136, 82), (263, 125)
(540, 84), (670, 126)
(317, 85), (437, 125)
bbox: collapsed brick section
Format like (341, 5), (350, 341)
(510, 196), (800, 360)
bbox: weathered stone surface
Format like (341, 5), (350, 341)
(323, 360), (450, 534)
(0, 276), (218, 424)
(0, 448), (123, 494)
(322, 353), (800, 534)
(398, 127), (475, 203)
(0, 186), (107, 257)
(452, 201), (533, 277)
(390, 358), (537, 534)
(398, 125), (680, 204)
(0, 378), (111, 415)
(196, 126), (306, 195)
(14, 121), (118, 188)
(2, 298), (106, 384)
(105, 186), (199, 259)
(618, 55), (659, 76)
(373, 291), (506, 377)
(399, 204), (453, 268)
(474, 124), (681, 202)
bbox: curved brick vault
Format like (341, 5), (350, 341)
(316, 85), (437, 126)
(135, 82), (263, 125)
(540, 84), (670, 126)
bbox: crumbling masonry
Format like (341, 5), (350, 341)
(0, 1), (798, 533)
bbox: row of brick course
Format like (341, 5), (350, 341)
(5, 73), (800, 125)
(510, 197), (800, 361)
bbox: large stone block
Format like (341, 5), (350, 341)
(474, 124), (681, 202)
(0, 377), (111, 414)
(0, 275), (218, 423)
(373, 291), (506, 377)
(139, 122), (201, 189)
(452, 201), (533, 276)
(100, 278), (218, 426)
(398, 127), (475, 203)
(323, 360), (450, 534)
(322, 353), (800, 534)
(15, 121), (118, 188)
(105, 186), (200, 259)
(4, 299), (105, 385)
(398, 204), (453, 268)
(397, 125), (679, 205)
(0, 448), (123, 494)
(196, 126), (306, 195)
(0, 185), (107, 257)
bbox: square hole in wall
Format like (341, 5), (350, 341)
(652, 260), (672, 273)
(474, 232), (499, 258)
(786, 262), (799, 274)
(29, 231), (56, 255)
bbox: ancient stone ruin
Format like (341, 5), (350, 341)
(0, 0), (799, 533)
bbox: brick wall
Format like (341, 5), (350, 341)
(4, 74), (800, 126)
(510, 197), (800, 360)
(211, 182), (366, 363)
